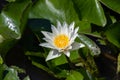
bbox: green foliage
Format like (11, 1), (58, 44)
(0, 64), (29, 80)
(0, 0), (120, 80)
(23, 76), (30, 80)
(66, 70), (83, 80)
(73, 0), (106, 26)
(78, 34), (101, 56)
(100, 0), (120, 14)
(3, 68), (20, 80)
(29, 0), (91, 33)
(6, 0), (16, 2)
(117, 53), (120, 73)
(0, 0), (32, 56)
(0, 55), (3, 64)
(105, 22), (120, 48)
(0, 64), (7, 80)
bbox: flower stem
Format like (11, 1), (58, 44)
(65, 56), (75, 70)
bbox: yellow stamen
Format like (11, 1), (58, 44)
(54, 34), (69, 49)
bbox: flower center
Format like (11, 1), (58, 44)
(54, 34), (69, 49)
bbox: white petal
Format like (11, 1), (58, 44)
(69, 22), (75, 32)
(70, 27), (79, 39)
(61, 22), (67, 34)
(43, 38), (52, 43)
(57, 21), (62, 32)
(68, 22), (75, 38)
(42, 38), (55, 47)
(64, 51), (70, 57)
(46, 50), (61, 61)
(67, 46), (72, 50)
(51, 25), (58, 35)
(70, 34), (78, 44)
(63, 22), (68, 28)
(41, 31), (53, 40)
(39, 43), (55, 49)
(74, 27), (79, 34)
(62, 22), (68, 34)
(71, 42), (85, 50)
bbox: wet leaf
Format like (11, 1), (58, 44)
(100, 0), (120, 14)
(0, 0), (31, 55)
(73, 0), (106, 26)
(51, 54), (67, 66)
(0, 55), (3, 64)
(70, 50), (80, 61)
(29, 0), (91, 33)
(3, 68), (20, 80)
(0, 0), (31, 39)
(29, 0), (78, 23)
(56, 70), (69, 78)
(23, 76), (30, 80)
(0, 64), (7, 80)
(0, 35), (4, 43)
(6, 0), (16, 2)
(78, 34), (101, 56)
(105, 22), (120, 48)
(117, 53), (120, 73)
(78, 68), (97, 80)
(66, 70), (83, 80)
(11, 66), (25, 73)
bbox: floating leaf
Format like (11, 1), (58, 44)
(3, 68), (20, 80)
(51, 54), (67, 66)
(56, 70), (69, 78)
(29, 0), (91, 33)
(100, 0), (120, 14)
(0, 35), (4, 43)
(0, 55), (3, 64)
(0, 0), (31, 39)
(66, 70), (83, 80)
(23, 76), (30, 80)
(78, 34), (101, 56)
(0, 64), (7, 80)
(105, 22), (120, 48)
(11, 66), (25, 73)
(6, 0), (16, 2)
(73, 0), (106, 26)
(117, 53), (120, 73)
(0, 0), (31, 55)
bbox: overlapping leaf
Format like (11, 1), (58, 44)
(0, 0), (31, 55)
(66, 70), (83, 80)
(29, 0), (91, 33)
(105, 22), (120, 48)
(100, 0), (120, 14)
(3, 68), (20, 80)
(73, 0), (106, 26)
(78, 34), (101, 56)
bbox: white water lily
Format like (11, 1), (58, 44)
(40, 21), (85, 61)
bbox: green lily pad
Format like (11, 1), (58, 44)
(3, 68), (20, 80)
(29, 0), (91, 33)
(66, 70), (83, 80)
(105, 22), (120, 48)
(73, 0), (106, 26)
(100, 0), (120, 14)
(78, 34), (101, 56)
(0, 0), (31, 55)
